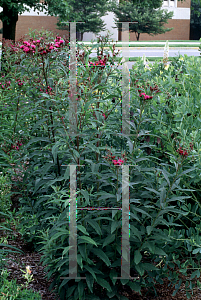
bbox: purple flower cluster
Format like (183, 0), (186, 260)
(19, 36), (67, 55)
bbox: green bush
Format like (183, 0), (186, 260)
(1, 30), (201, 299)
(0, 173), (12, 216)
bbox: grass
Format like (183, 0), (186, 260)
(79, 40), (200, 47)
(80, 43), (200, 48)
(128, 56), (201, 61)
(0, 40), (200, 50)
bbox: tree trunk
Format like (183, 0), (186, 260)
(76, 31), (84, 41)
(136, 32), (140, 41)
(2, 4), (18, 42)
(190, 25), (201, 40)
(1, 4), (18, 74)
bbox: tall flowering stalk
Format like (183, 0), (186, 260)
(163, 40), (169, 69)
(142, 54), (146, 67)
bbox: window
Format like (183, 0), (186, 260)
(163, 0), (177, 7)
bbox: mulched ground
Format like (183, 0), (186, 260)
(1, 185), (201, 299)
(2, 218), (201, 300)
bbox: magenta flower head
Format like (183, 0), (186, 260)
(36, 39), (41, 43)
(49, 45), (54, 50)
(117, 159), (124, 165)
(23, 41), (28, 45)
(112, 160), (118, 165)
(144, 95), (150, 100)
(20, 45), (24, 49)
(54, 43), (60, 48)
(31, 44), (36, 49)
(139, 93), (153, 100)
(59, 40), (64, 44)
(23, 47), (30, 53)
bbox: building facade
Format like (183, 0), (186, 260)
(0, 0), (191, 42)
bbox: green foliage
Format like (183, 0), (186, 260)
(0, 269), (42, 300)
(190, 0), (201, 39)
(57, 0), (111, 41)
(199, 37), (201, 53)
(2, 30), (201, 299)
(110, 0), (174, 40)
(0, 172), (12, 215)
(0, 212), (24, 274)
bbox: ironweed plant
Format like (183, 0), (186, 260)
(1, 30), (201, 299)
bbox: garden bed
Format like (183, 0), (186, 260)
(0, 30), (201, 300)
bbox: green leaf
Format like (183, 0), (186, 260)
(52, 142), (59, 162)
(106, 285), (117, 298)
(0, 244), (24, 254)
(109, 269), (118, 286)
(66, 285), (76, 297)
(73, 149), (80, 158)
(80, 189), (90, 205)
(78, 245), (87, 260)
(84, 265), (97, 281)
(142, 263), (158, 271)
(102, 234), (116, 248)
(49, 229), (69, 242)
(178, 168), (195, 177)
(77, 225), (89, 236)
(78, 280), (85, 299)
(146, 226), (152, 235)
(30, 117), (47, 134)
(26, 137), (50, 148)
(154, 247), (167, 256)
(91, 248), (111, 266)
(144, 187), (160, 196)
(135, 264), (144, 276)
(78, 235), (98, 246)
(190, 270), (200, 280)
(77, 254), (83, 270)
(120, 278), (129, 285)
(134, 250), (142, 265)
(86, 273), (94, 293)
(111, 220), (120, 234)
(160, 187), (166, 208)
(41, 162), (54, 178)
(128, 281), (141, 292)
(86, 218), (102, 235)
(192, 248), (201, 254)
(62, 246), (72, 257)
(133, 207), (151, 218)
(161, 169), (170, 186)
(97, 277), (112, 292)
(130, 225), (142, 241)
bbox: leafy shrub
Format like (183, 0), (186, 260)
(1, 30), (201, 299)
(0, 172), (12, 215)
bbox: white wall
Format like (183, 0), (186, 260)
(83, 11), (118, 42)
